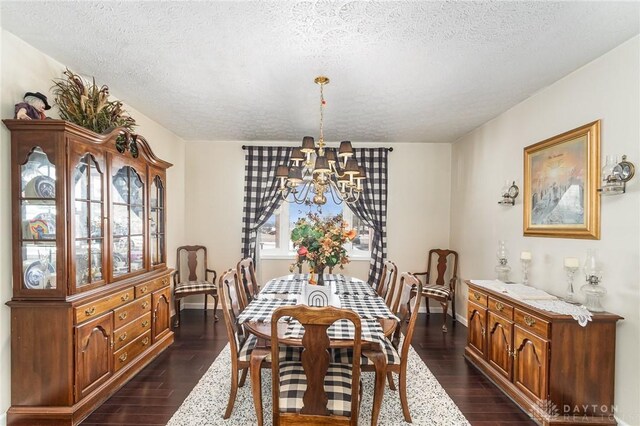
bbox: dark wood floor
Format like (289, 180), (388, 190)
(81, 310), (535, 425)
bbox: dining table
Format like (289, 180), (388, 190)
(238, 273), (399, 426)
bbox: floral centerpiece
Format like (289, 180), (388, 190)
(289, 213), (356, 286)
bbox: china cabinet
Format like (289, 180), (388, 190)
(4, 120), (173, 426)
(465, 281), (622, 425)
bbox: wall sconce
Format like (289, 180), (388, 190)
(498, 181), (519, 205)
(599, 155), (635, 195)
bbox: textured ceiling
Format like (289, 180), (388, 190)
(1, 1), (639, 143)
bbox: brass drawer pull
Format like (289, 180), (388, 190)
(121, 293), (130, 302)
(473, 292), (482, 301)
(140, 286), (148, 294)
(141, 320), (149, 328)
(142, 337), (150, 346)
(495, 302), (504, 312)
(85, 307), (96, 317)
(118, 312), (128, 321)
(161, 277), (169, 286)
(524, 315), (536, 327)
(119, 353), (128, 363)
(118, 332), (128, 342)
(142, 301), (150, 309)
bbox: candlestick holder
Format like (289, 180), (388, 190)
(521, 258), (531, 285)
(564, 265), (578, 303)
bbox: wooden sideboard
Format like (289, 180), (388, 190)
(4, 120), (174, 425)
(464, 280), (622, 426)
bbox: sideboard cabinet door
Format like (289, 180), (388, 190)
(75, 313), (113, 401)
(467, 301), (487, 358)
(513, 325), (549, 402)
(487, 311), (514, 381)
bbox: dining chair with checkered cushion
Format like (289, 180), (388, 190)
(413, 249), (459, 332)
(331, 272), (422, 424)
(375, 260), (398, 309)
(172, 245), (218, 327)
(219, 269), (301, 421)
(271, 305), (362, 426)
(236, 257), (260, 310)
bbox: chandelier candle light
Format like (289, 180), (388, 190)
(276, 76), (366, 206)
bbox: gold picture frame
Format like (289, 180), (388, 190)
(524, 121), (600, 239)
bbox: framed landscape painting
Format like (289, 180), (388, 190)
(523, 121), (600, 239)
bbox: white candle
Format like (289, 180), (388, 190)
(520, 251), (531, 260)
(564, 257), (579, 268)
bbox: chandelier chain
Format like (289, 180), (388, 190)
(319, 81), (325, 150)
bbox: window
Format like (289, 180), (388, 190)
(259, 193), (372, 259)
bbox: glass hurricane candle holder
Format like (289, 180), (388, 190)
(520, 251), (531, 285)
(495, 240), (511, 282)
(581, 250), (605, 312)
(563, 257), (579, 303)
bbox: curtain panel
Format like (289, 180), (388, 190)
(241, 146), (292, 260)
(349, 148), (389, 285)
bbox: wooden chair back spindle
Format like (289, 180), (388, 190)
(218, 269), (244, 354)
(236, 257), (259, 310)
(376, 260), (398, 308)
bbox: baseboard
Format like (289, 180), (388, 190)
(615, 416), (631, 426)
(183, 302), (217, 310)
(182, 303), (469, 326)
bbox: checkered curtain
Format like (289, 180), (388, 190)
(348, 148), (388, 285)
(241, 146), (292, 260)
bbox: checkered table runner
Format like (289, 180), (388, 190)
(338, 295), (399, 320)
(333, 279), (377, 297)
(284, 319), (384, 343)
(261, 279), (303, 295)
(237, 298), (298, 323)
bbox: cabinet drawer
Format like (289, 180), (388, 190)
(135, 275), (170, 298)
(113, 330), (152, 372)
(75, 288), (135, 324)
(468, 289), (488, 307)
(514, 309), (549, 338)
(113, 294), (152, 329)
(113, 312), (152, 351)
(488, 297), (514, 320)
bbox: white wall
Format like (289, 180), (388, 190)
(450, 36), (640, 425)
(184, 140), (451, 299)
(0, 30), (187, 423)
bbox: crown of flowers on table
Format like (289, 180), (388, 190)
(289, 213), (356, 276)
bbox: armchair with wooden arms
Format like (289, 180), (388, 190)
(413, 249), (459, 332)
(172, 245), (218, 327)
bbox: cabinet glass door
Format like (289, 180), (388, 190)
(149, 175), (165, 266)
(112, 166), (145, 277)
(20, 147), (57, 290)
(73, 154), (104, 287)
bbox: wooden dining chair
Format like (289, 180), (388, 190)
(219, 268), (302, 423)
(172, 245), (218, 327)
(218, 268), (254, 419)
(270, 305), (362, 426)
(375, 260), (398, 308)
(413, 249), (459, 332)
(236, 257), (259, 310)
(333, 272), (422, 424)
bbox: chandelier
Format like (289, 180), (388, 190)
(276, 76), (365, 206)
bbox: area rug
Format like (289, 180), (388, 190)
(167, 343), (470, 425)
